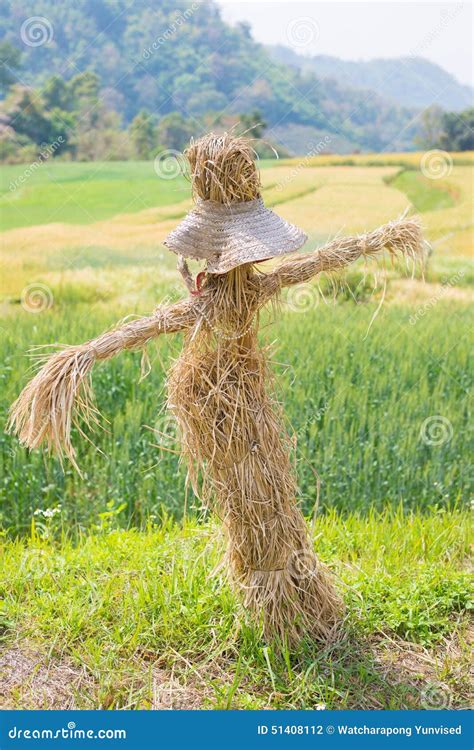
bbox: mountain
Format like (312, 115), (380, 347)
(268, 46), (473, 112)
(1, 0), (422, 153)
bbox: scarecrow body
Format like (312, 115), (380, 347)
(9, 133), (424, 644)
(168, 267), (340, 643)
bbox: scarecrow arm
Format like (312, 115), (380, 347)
(263, 216), (424, 291)
(8, 299), (196, 470)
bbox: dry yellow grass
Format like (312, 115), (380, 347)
(290, 151), (474, 168)
(264, 166), (408, 234)
(1, 162), (472, 301)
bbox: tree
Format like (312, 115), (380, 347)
(415, 106), (474, 152)
(69, 72), (127, 159)
(0, 69), (131, 162)
(439, 108), (474, 151)
(129, 110), (157, 159)
(0, 41), (21, 96)
(43, 75), (75, 112)
(69, 71), (101, 106)
(156, 112), (196, 151)
(414, 105), (444, 149)
(74, 110), (130, 161)
(237, 110), (267, 139)
(0, 84), (74, 155)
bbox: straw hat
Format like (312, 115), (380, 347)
(164, 197), (307, 274)
(163, 132), (307, 275)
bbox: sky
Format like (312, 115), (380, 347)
(217, 1), (473, 86)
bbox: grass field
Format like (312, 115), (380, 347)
(1, 509), (471, 709)
(0, 154), (472, 709)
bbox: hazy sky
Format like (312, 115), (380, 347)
(217, 1), (473, 86)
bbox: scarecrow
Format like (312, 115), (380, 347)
(9, 133), (424, 644)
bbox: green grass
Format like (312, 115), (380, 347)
(0, 161), (190, 230)
(0, 160), (287, 231)
(387, 170), (456, 213)
(1, 298), (472, 534)
(0, 507), (470, 709)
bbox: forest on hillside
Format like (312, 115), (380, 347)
(0, 0), (472, 162)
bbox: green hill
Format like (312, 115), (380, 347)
(0, 0), (419, 153)
(269, 46), (473, 112)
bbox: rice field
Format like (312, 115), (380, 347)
(1, 297), (472, 534)
(0, 155), (472, 709)
(1, 156), (472, 533)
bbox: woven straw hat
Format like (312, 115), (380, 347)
(164, 197), (307, 275)
(163, 131), (307, 275)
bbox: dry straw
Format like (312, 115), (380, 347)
(9, 131), (425, 645)
(186, 131), (261, 204)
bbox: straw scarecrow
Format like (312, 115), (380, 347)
(9, 133), (424, 644)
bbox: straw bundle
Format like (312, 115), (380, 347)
(263, 214), (424, 292)
(168, 266), (342, 642)
(185, 132), (261, 204)
(8, 300), (195, 471)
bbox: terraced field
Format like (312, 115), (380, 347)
(0, 154), (472, 709)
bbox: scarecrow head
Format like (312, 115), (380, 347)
(164, 133), (307, 287)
